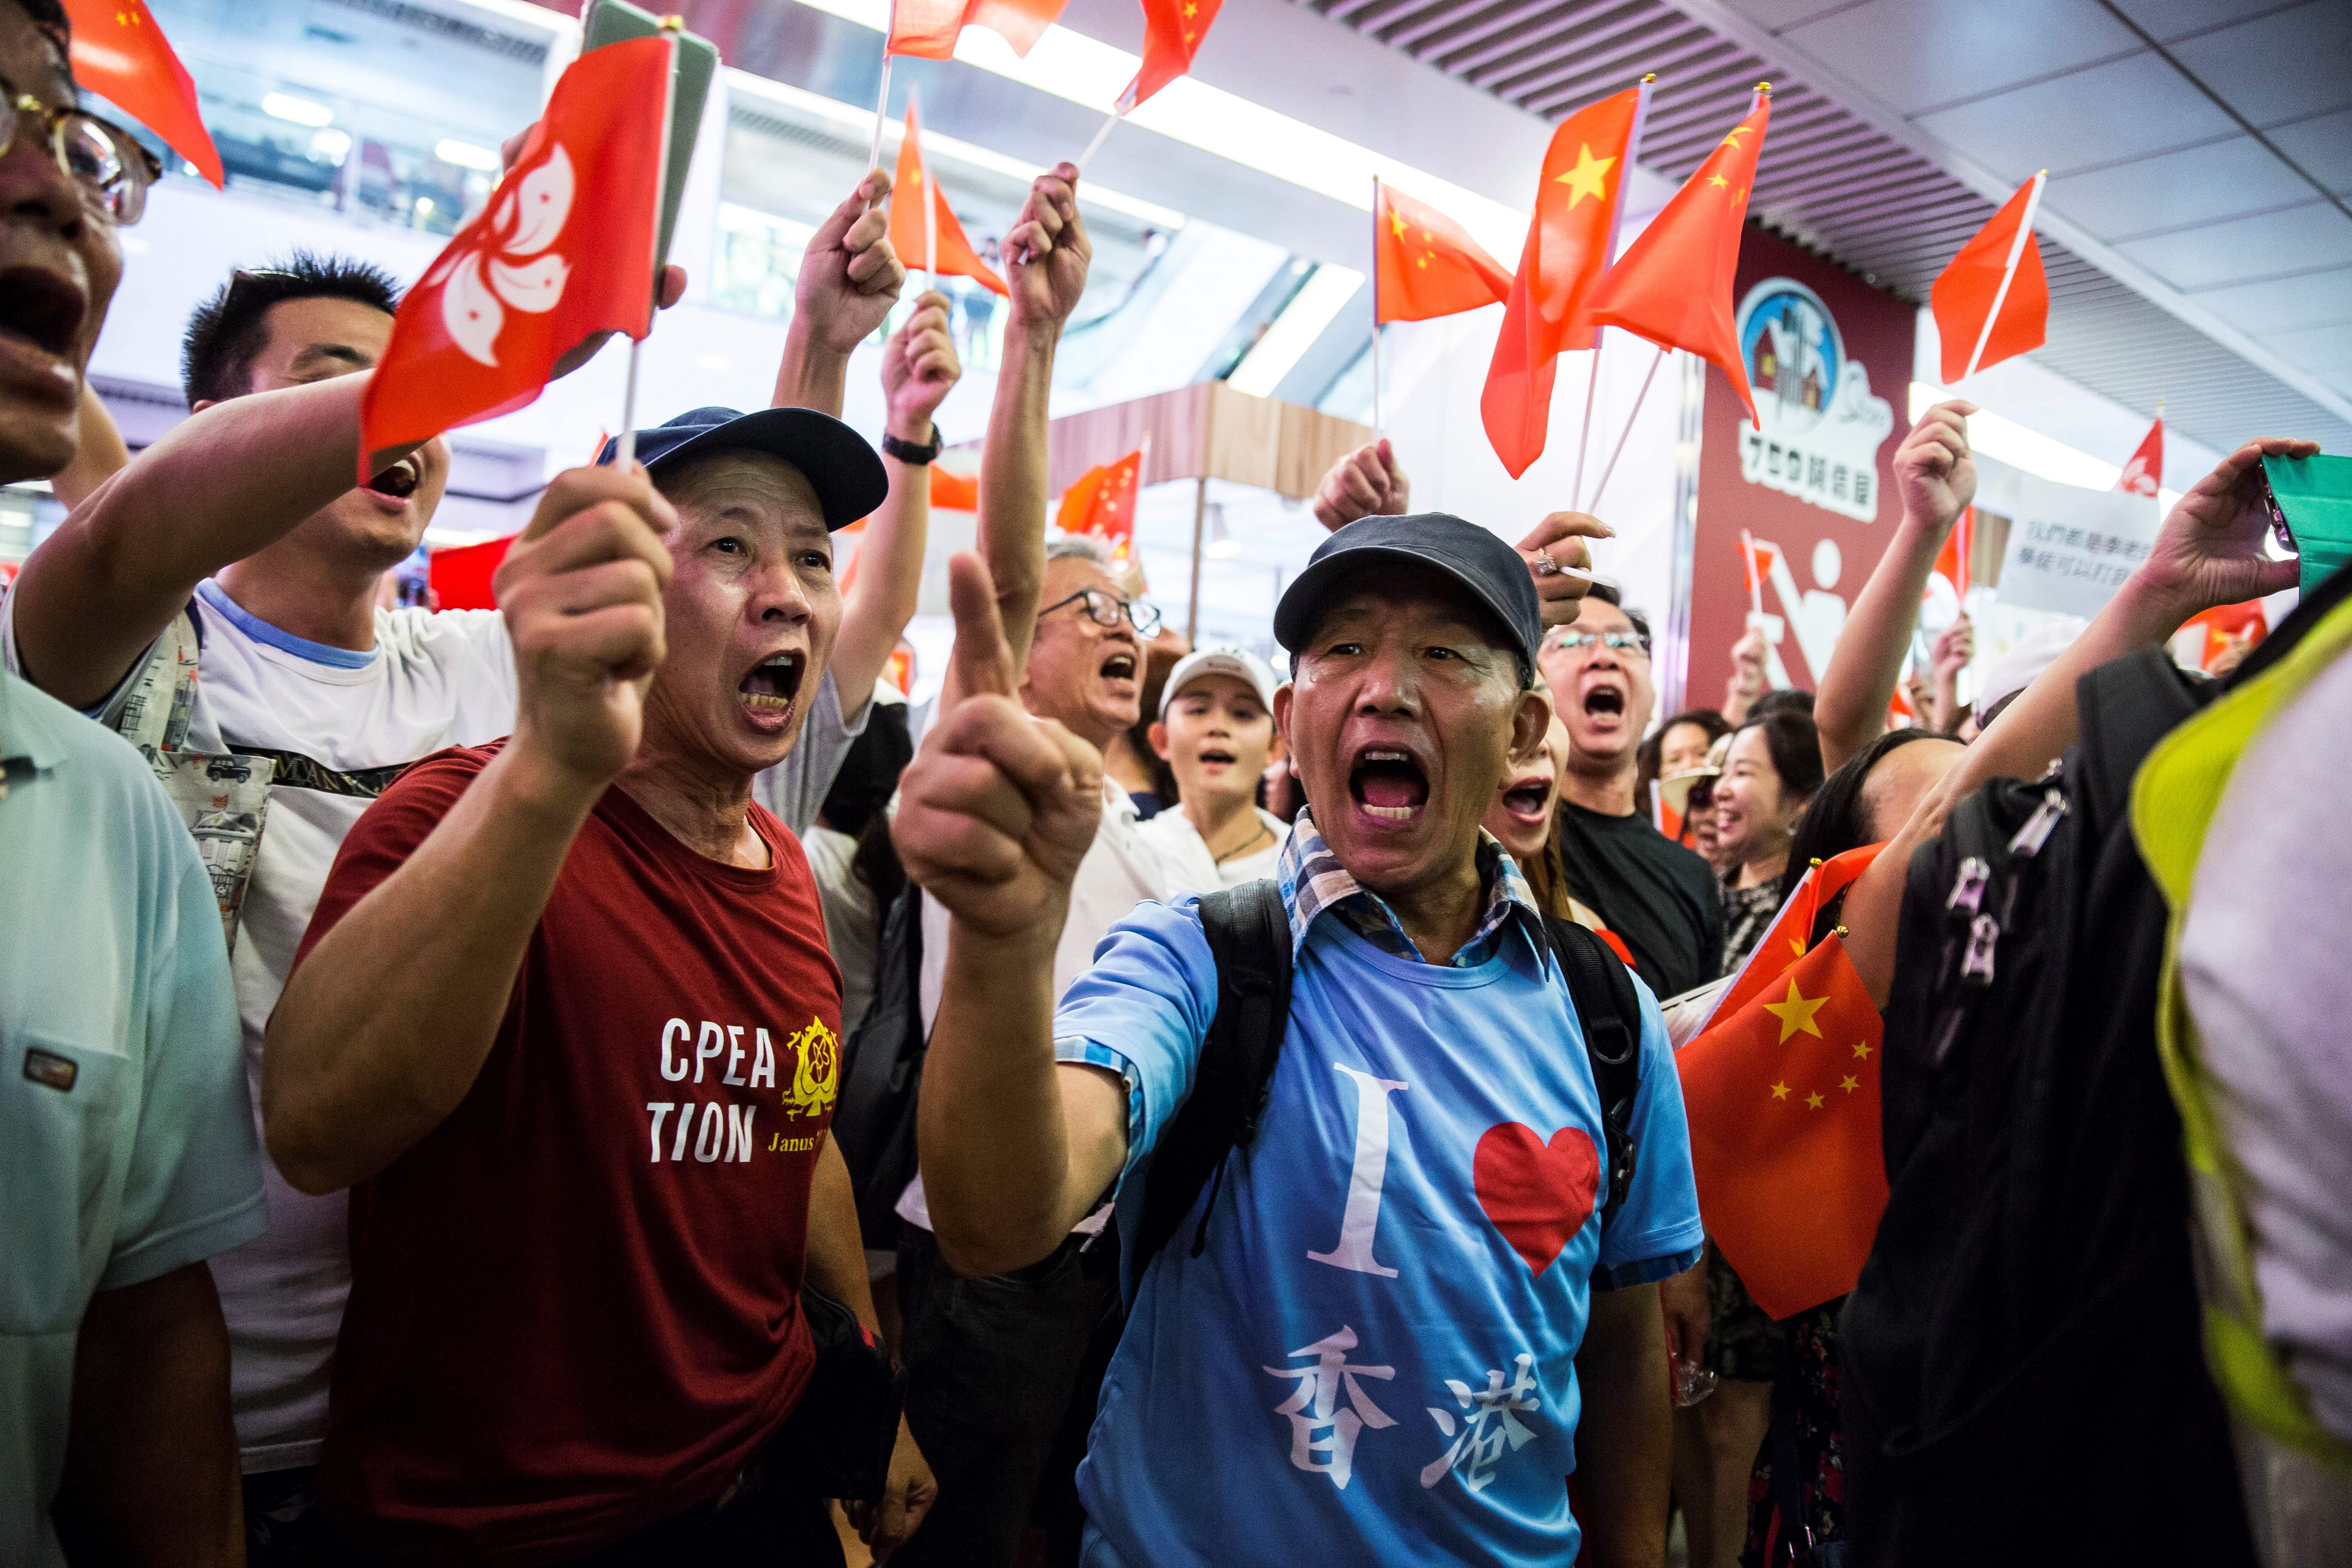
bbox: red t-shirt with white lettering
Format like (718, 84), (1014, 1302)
(298, 743), (842, 1563)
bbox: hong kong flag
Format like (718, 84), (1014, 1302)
(359, 38), (671, 480)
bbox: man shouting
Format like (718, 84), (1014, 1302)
(896, 512), (1703, 1564)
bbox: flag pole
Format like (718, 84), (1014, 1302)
(618, 28), (682, 470)
(866, 43), (895, 173)
(1586, 343), (1664, 510)
(1740, 527), (1765, 619)
(1079, 111), (1120, 170)
(1370, 176), (1384, 435)
(916, 91), (938, 288)
(1961, 168), (2045, 381)
(1569, 342), (1601, 511)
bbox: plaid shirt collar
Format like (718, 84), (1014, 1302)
(1275, 810), (1544, 967)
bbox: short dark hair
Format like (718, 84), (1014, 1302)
(182, 253), (401, 405)
(1750, 686), (1815, 722)
(1733, 708), (1825, 812)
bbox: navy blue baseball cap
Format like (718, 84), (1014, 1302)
(596, 405), (888, 531)
(1274, 512), (1542, 673)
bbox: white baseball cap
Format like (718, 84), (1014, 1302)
(1158, 645), (1280, 719)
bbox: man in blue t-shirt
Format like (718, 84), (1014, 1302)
(896, 512), (1703, 1565)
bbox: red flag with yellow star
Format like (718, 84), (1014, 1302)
(1118, 0), (1225, 113)
(1373, 180), (1511, 325)
(1479, 81), (1646, 479)
(62, 0), (223, 187)
(1057, 448), (1143, 561)
(1678, 931), (1887, 1319)
(889, 102), (1007, 297)
(1585, 85), (1771, 428)
(1709, 842), (1883, 1027)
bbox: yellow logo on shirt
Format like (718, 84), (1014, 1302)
(781, 1016), (840, 1121)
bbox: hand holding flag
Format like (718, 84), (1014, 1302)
(1931, 173), (2049, 382)
(1003, 163), (1090, 329)
(802, 169), (911, 351)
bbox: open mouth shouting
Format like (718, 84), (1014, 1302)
(1577, 677), (1628, 732)
(361, 454), (423, 510)
(737, 650), (805, 734)
(1500, 773), (1553, 830)
(1098, 649), (1138, 689)
(1350, 745), (1430, 826)
(1195, 744), (1238, 774)
(0, 264), (88, 408)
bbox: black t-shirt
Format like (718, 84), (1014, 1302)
(1555, 801), (1726, 1001)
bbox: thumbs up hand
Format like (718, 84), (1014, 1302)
(893, 553), (1103, 940)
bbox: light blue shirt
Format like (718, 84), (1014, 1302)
(1054, 817), (1704, 1566)
(0, 667), (265, 1568)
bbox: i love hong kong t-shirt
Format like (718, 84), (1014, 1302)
(1055, 894), (1704, 1566)
(299, 743), (843, 1563)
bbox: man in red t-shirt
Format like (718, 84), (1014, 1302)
(263, 404), (934, 1564)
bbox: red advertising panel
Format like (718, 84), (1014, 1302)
(1684, 226), (1914, 707)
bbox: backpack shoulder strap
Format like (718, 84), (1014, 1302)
(1542, 915), (1644, 1227)
(1129, 880), (1294, 1277)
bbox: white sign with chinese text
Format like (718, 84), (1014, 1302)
(1994, 474), (2160, 619)
(1733, 278), (1896, 522)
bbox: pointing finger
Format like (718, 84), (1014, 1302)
(945, 552), (1016, 702)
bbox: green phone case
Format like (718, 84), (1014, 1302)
(580, 0), (718, 275)
(2263, 453), (2352, 598)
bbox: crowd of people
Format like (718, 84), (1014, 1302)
(6, 0), (2348, 1563)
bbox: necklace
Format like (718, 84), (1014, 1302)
(1211, 818), (1275, 865)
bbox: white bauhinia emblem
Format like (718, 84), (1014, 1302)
(429, 143), (575, 368)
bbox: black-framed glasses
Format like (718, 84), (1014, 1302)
(1041, 586), (1162, 638)
(2, 77), (160, 225)
(1547, 628), (1651, 657)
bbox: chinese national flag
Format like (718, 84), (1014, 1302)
(1584, 87), (1771, 428)
(1374, 181), (1510, 324)
(428, 534), (513, 611)
(889, 103), (1007, 296)
(62, 0), (223, 187)
(1479, 83), (1645, 479)
(1932, 505), (1973, 599)
(359, 38), (670, 478)
(2117, 414), (2162, 497)
(1931, 173), (2049, 383)
(1057, 448), (1143, 560)
(1709, 844), (1884, 1026)
(887, 0), (1066, 59)
(1677, 931), (1888, 1319)
(1118, 0), (1225, 113)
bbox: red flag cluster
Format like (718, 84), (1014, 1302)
(1374, 180), (1510, 325)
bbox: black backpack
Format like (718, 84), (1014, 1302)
(1839, 566), (2352, 1566)
(1128, 878), (1649, 1287)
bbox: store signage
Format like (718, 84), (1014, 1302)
(1733, 277), (1895, 523)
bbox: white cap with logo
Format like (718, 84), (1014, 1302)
(1158, 645), (1280, 719)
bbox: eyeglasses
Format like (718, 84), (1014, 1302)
(1547, 628), (1651, 657)
(1, 78), (160, 225)
(1041, 587), (1162, 639)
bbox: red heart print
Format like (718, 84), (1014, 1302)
(1474, 1123), (1599, 1276)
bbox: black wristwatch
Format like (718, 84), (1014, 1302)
(881, 425), (941, 466)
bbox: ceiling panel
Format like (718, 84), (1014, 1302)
(2116, 201), (2352, 290)
(1912, 52), (2241, 178)
(2168, 1), (2352, 130)
(2044, 136), (2317, 237)
(1784, 0), (2136, 119)
(2195, 266), (2352, 336)
(1289, 0), (2352, 456)
(2262, 322), (2352, 396)
(2105, 0), (2304, 43)
(2268, 107), (2352, 194)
